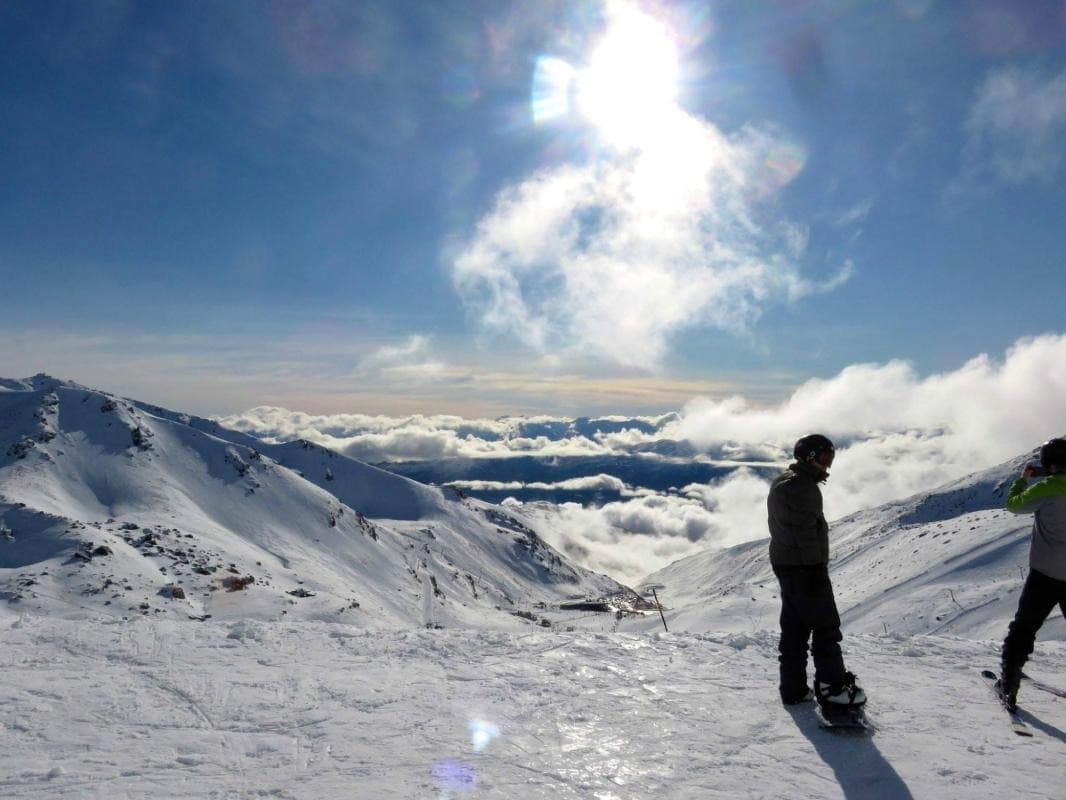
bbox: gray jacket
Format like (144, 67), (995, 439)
(767, 461), (830, 567)
(1006, 474), (1066, 581)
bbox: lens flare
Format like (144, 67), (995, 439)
(532, 56), (578, 124)
(432, 759), (477, 792)
(469, 719), (500, 752)
(761, 143), (807, 192)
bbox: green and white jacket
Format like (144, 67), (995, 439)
(1006, 473), (1066, 582)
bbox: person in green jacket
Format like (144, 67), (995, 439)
(998, 437), (1066, 711)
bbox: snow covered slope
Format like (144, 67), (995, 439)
(0, 376), (635, 627)
(635, 446), (1065, 643)
(3, 614), (1065, 799)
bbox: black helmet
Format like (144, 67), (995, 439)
(1040, 437), (1066, 469)
(794, 434), (835, 462)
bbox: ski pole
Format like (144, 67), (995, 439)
(651, 588), (668, 632)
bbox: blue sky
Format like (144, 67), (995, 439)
(3, 0), (1066, 417)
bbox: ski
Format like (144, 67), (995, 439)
(814, 703), (871, 733)
(980, 669), (1033, 737)
(1022, 671), (1066, 700)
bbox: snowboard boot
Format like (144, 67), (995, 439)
(816, 671), (866, 708)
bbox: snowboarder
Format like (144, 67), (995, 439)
(767, 434), (866, 709)
(997, 437), (1066, 712)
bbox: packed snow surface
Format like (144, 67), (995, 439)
(3, 376), (1066, 798)
(3, 612), (1066, 799)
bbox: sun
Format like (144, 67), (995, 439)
(575, 5), (681, 150)
(530, 4), (684, 151)
(528, 1), (708, 214)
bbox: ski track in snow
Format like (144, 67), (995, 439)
(1, 614), (1065, 799)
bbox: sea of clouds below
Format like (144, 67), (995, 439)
(219, 334), (1066, 585)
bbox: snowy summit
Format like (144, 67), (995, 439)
(1, 376), (1065, 799)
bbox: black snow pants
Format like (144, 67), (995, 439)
(773, 563), (847, 702)
(1002, 568), (1066, 677)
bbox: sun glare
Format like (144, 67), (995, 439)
(576, 6), (681, 150)
(528, 2), (726, 213)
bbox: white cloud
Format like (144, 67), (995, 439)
(357, 335), (432, 372)
(449, 474), (633, 495)
(519, 495), (715, 584)
(835, 199), (874, 227)
(219, 334), (1066, 585)
(672, 333), (1066, 517)
(221, 411), (476, 461)
(218, 407), (672, 462)
(510, 334), (1066, 583)
(353, 335), (455, 386)
(517, 469), (770, 585)
(965, 65), (1066, 183)
(451, 5), (851, 370)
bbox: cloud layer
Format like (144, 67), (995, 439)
(220, 334), (1066, 585)
(674, 333), (1066, 513)
(219, 407), (674, 462)
(522, 334), (1066, 583)
(514, 467), (772, 584)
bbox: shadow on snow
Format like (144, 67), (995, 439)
(786, 706), (914, 800)
(1016, 708), (1066, 745)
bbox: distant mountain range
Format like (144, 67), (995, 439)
(0, 375), (640, 627)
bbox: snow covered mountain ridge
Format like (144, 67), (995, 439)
(0, 374), (640, 626)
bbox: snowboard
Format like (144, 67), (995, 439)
(980, 669), (1032, 737)
(814, 702), (871, 732)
